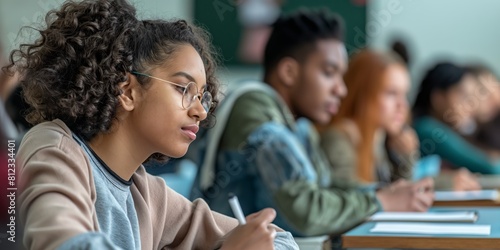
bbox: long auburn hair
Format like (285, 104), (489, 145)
(329, 49), (405, 182)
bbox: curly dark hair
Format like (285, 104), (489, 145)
(4, 0), (220, 151)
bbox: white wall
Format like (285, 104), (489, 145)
(367, 0), (500, 101)
(0, 0), (193, 54)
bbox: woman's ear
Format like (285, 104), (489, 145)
(276, 57), (299, 88)
(118, 73), (137, 111)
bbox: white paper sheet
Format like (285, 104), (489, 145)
(369, 211), (478, 222)
(434, 190), (499, 201)
(370, 222), (491, 235)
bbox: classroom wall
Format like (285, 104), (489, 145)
(5, 0), (498, 91)
(0, 0), (259, 87)
(367, 0), (500, 101)
(0, 0), (192, 54)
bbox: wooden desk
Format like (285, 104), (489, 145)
(342, 207), (500, 249)
(433, 199), (500, 207)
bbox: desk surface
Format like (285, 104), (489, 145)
(342, 207), (500, 249)
(433, 199), (500, 207)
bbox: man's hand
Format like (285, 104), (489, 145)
(376, 178), (435, 212)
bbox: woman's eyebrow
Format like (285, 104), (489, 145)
(171, 71), (208, 91)
(171, 71), (196, 82)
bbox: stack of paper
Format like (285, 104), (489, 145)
(369, 211), (478, 223)
(434, 190), (499, 201)
(370, 222), (491, 235)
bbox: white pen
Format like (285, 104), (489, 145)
(228, 193), (246, 225)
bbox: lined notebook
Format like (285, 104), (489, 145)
(370, 222), (491, 235)
(369, 211), (478, 223)
(434, 190), (499, 201)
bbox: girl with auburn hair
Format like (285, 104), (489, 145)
(319, 50), (479, 191)
(321, 49), (414, 183)
(6, 0), (297, 249)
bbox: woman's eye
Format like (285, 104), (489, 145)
(175, 86), (185, 93)
(323, 70), (334, 77)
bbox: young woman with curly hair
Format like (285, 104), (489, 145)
(6, 0), (297, 249)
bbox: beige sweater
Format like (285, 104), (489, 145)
(18, 120), (238, 250)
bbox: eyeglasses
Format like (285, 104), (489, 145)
(132, 71), (213, 112)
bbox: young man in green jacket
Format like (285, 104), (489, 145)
(191, 9), (434, 237)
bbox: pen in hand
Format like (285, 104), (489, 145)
(228, 193), (246, 225)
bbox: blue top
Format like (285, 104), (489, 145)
(58, 134), (142, 249)
(413, 116), (500, 174)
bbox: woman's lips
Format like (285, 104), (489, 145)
(181, 125), (199, 140)
(326, 101), (340, 114)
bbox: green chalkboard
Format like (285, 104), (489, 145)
(195, 0), (366, 66)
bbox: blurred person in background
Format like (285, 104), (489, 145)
(461, 65), (500, 158)
(319, 49), (479, 191)
(237, 0), (283, 63)
(412, 62), (500, 175)
(466, 65), (500, 126)
(320, 50), (415, 184)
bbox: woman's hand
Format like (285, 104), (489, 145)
(452, 168), (481, 191)
(221, 208), (277, 250)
